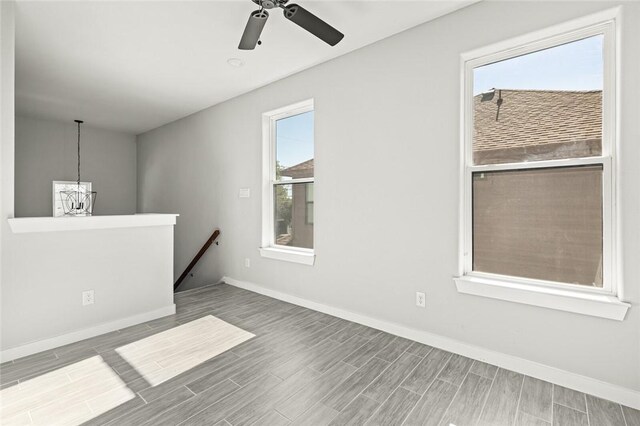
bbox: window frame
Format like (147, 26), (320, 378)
(260, 99), (315, 265)
(455, 9), (629, 320)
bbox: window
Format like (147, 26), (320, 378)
(473, 165), (603, 287)
(261, 100), (315, 265)
(456, 13), (629, 320)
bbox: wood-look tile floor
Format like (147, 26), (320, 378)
(1, 283), (638, 426)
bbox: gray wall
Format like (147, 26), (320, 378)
(137, 1), (640, 392)
(2, 223), (175, 355)
(15, 115), (137, 217)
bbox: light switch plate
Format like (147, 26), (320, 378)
(239, 188), (250, 198)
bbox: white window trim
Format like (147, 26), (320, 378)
(455, 8), (629, 320)
(260, 99), (315, 266)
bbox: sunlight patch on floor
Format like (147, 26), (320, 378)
(0, 356), (135, 426)
(115, 315), (255, 386)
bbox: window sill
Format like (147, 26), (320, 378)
(454, 275), (629, 321)
(259, 247), (315, 265)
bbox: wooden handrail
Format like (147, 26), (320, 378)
(174, 229), (220, 291)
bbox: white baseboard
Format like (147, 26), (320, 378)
(223, 276), (640, 410)
(0, 304), (176, 362)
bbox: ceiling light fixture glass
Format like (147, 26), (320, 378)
(60, 120), (97, 216)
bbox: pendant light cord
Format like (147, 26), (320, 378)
(77, 120), (81, 186)
(74, 120), (83, 188)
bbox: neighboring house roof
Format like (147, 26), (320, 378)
(474, 89), (602, 152)
(280, 89), (603, 171)
(281, 158), (314, 178)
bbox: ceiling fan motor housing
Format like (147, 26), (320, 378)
(252, 0), (288, 9)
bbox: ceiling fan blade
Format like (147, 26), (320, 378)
(238, 9), (269, 50)
(283, 4), (344, 46)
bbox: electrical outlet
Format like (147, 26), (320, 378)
(244, 258), (251, 268)
(416, 292), (426, 308)
(82, 290), (95, 306)
(239, 188), (251, 198)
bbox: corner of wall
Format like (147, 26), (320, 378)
(0, 0), (16, 352)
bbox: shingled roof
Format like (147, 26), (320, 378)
(474, 89), (602, 151)
(281, 89), (603, 170)
(281, 158), (314, 179)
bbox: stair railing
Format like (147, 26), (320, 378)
(174, 229), (220, 291)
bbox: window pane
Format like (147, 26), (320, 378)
(473, 35), (603, 165)
(305, 184), (314, 225)
(276, 111), (314, 180)
(274, 182), (313, 249)
(472, 165), (603, 287)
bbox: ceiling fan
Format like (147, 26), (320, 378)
(238, 0), (344, 50)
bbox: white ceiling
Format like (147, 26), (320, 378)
(16, 1), (473, 135)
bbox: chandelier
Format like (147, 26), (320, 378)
(60, 120), (97, 216)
